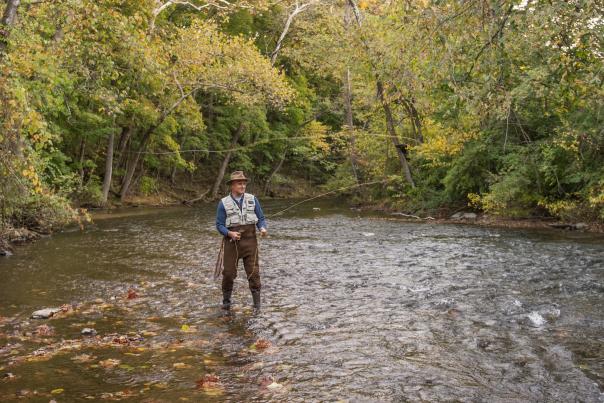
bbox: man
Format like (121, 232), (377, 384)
(216, 171), (267, 311)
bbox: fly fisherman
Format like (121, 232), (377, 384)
(215, 171), (267, 311)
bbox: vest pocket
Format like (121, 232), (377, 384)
(246, 213), (258, 222)
(228, 213), (241, 225)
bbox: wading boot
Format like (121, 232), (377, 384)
(222, 290), (232, 310)
(251, 290), (261, 311)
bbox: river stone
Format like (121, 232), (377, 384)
(451, 212), (477, 220)
(8, 228), (40, 243)
(527, 311), (546, 327)
(31, 308), (61, 319)
(81, 328), (97, 336)
(574, 222), (588, 230)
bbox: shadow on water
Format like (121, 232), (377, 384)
(1, 199), (603, 401)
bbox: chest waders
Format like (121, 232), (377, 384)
(219, 194), (261, 311)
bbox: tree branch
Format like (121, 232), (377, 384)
(270, 0), (318, 65)
(150, 0), (242, 31)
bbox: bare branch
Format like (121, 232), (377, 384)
(150, 0), (242, 31)
(270, 0), (319, 65)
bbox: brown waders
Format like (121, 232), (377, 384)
(222, 224), (261, 310)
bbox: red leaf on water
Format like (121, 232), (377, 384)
(196, 374), (220, 390)
(60, 304), (73, 313)
(112, 336), (130, 345)
(254, 339), (271, 350)
(35, 324), (54, 336)
(127, 289), (138, 299)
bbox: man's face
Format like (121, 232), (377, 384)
(230, 180), (247, 195)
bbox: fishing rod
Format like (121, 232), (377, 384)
(213, 177), (395, 281)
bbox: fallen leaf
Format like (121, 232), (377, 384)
(60, 304), (74, 313)
(200, 387), (224, 396)
(71, 354), (95, 363)
(252, 339), (271, 350)
(99, 358), (121, 368)
(51, 388), (64, 394)
(196, 374), (221, 390)
(181, 324), (197, 333)
(35, 324), (55, 336)
(127, 289), (138, 299)
(173, 362), (191, 369)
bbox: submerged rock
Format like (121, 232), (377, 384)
(7, 228), (40, 243)
(0, 238), (13, 256)
(31, 308), (61, 319)
(81, 328), (97, 336)
(451, 212), (477, 220)
(527, 311), (546, 327)
(548, 222), (589, 230)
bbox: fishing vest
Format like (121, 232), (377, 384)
(222, 193), (259, 228)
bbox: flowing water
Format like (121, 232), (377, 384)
(1, 200), (603, 402)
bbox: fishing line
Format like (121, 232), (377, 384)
(136, 133), (418, 155)
(266, 177), (394, 218)
(214, 177), (397, 283)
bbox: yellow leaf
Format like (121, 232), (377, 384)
(51, 388), (64, 394)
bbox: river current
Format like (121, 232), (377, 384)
(1, 200), (603, 401)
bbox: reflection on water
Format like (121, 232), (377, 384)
(1, 200), (603, 401)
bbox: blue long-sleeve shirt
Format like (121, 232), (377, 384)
(216, 194), (267, 236)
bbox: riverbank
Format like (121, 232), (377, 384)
(360, 203), (604, 234)
(380, 213), (604, 234)
(0, 178), (316, 255)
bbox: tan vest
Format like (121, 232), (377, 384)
(222, 193), (259, 227)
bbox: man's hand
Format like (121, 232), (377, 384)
(228, 231), (241, 241)
(259, 228), (268, 237)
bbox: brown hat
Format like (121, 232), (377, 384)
(226, 170), (249, 184)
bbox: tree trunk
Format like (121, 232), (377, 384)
(402, 98), (423, 144)
(377, 81), (415, 187)
(211, 123), (244, 199)
(120, 89), (193, 200)
(0, 0), (20, 56)
(264, 149), (287, 196)
(120, 128), (155, 201)
(78, 138), (86, 184)
(101, 130), (115, 205)
(120, 137), (148, 201)
(344, 67), (360, 183)
(345, 0), (414, 187)
(170, 133), (188, 185)
(116, 126), (133, 169)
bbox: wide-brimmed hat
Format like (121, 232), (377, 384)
(226, 171), (249, 184)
